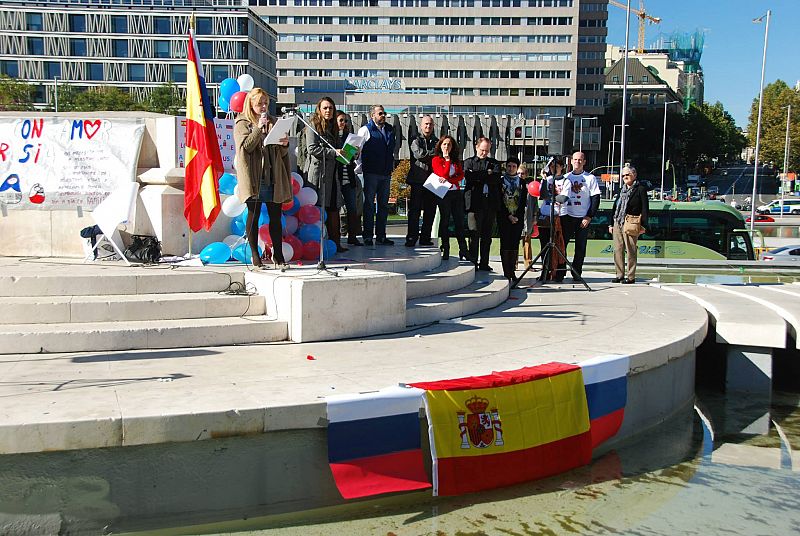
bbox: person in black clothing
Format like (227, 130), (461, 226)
(335, 110), (363, 246)
(406, 115), (438, 247)
(609, 165), (649, 284)
(464, 137), (502, 270)
(498, 156), (526, 280)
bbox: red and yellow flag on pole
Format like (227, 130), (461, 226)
(184, 29), (223, 232)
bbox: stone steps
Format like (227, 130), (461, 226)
(405, 258), (476, 300)
(0, 316), (287, 354)
(2, 292), (266, 324)
(405, 270), (510, 326)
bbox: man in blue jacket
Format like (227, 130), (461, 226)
(357, 104), (396, 246)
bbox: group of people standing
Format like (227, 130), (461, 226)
(234, 91), (649, 282)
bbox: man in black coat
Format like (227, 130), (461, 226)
(464, 137), (502, 270)
(406, 115), (438, 247)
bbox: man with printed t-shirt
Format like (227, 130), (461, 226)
(557, 151), (601, 282)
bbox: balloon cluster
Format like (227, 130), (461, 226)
(218, 74), (255, 114)
(199, 172), (337, 265)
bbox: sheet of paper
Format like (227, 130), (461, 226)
(336, 134), (365, 165)
(263, 116), (297, 146)
(423, 173), (451, 199)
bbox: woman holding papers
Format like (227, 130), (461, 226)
(234, 87), (292, 270)
(335, 111), (363, 247)
(431, 135), (469, 261)
(305, 97), (346, 252)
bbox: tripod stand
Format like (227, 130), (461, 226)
(511, 176), (591, 291)
(288, 111), (341, 276)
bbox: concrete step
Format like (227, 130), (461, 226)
(360, 243), (442, 275)
(405, 271), (510, 326)
(405, 258), (476, 300)
(2, 292), (266, 324)
(0, 269), (244, 297)
(0, 316), (288, 354)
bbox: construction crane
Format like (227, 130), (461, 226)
(608, 0), (662, 53)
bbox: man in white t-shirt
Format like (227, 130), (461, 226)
(559, 151), (601, 282)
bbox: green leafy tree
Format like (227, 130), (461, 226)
(144, 82), (182, 115)
(70, 86), (142, 112)
(0, 76), (35, 111)
(748, 80), (800, 171)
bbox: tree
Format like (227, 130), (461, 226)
(747, 80), (800, 171)
(144, 82), (182, 115)
(69, 86), (142, 112)
(0, 76), (35, 111)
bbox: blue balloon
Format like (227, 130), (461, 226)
(297, 223), (322, 243)
(230, 216), (246, 236)
(219, 173), (237, 195)
(200, 242), (232, 265)
(281, 214), (286, 228)
(285, 196), (301, 216)
(218, 94), (230, 113)
(232, 243), (260, 264)
(219, 78), (241, 101)
(240, 206), (269, 229)
(324, 239), (337, 259)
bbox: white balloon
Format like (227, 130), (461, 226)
(291, 172), (304, 185)
(282, 242), (294, 262)
(297, 187), (318, 206)
(233, 154), (238, 170)
(223, 234), (246, 248)
(237, 73), (255, 92)
(222, 195), (246, 217)
(283, 215), (299, 235)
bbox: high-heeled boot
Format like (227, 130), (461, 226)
(326, 210), (347, 252)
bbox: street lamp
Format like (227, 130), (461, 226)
(750, 9), (770, 234)
(577, 116), (597, 154)
(609, 123), (628, 192)
(532, 113), (549, 177)
(53, 75), (60, 113)
(619, 0), (633, 182)
(781, 104), (791, 219)
(660, 100), (680, 200)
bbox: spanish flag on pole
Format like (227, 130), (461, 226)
(410, 363), (593, 496)
(184, 29), (223, 232)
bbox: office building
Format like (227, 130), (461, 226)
(0, 0), (278, 111)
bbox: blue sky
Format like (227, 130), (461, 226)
(606, 0), (800, 129)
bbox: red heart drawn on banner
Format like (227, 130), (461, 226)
(84, 120), (102, 139)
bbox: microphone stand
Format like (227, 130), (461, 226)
(285, 110), (340, 276)
(511, 174), (591, 291)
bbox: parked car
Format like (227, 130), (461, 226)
(746, 214), (775, 223)
(760, 245), (800, 262)
(756, 199), (800, 215)
(708, 186), (720, 195)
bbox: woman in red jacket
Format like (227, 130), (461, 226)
(432, 135), (470, 261)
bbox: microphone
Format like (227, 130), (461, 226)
(281, 106), (299, 114)
(260, 112), (268, 132)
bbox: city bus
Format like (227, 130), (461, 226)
(585, 200), (756, 260)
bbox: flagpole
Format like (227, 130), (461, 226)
(187, 12), (195, 258)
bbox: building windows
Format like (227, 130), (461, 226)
(209, 65), (228, 83)
(87, 62), (104, 81)
(113, 40), (128, 57)
(111, 15), (127, 33)
(127, 63), (146, 82)
(154, 40), (171, 59)
(69, 14), (86, 32)
(197, 41), (213, 58)
(70, 38), (87, 56)
(196, 17), (213, 35)
(0, 60), (19, 78)
(27, 37), (44, 55)
(26, 12), (43, 31)
(170, 64), (187, 83)
(154, 16), (171, 34)
(45, 61), (61, 79)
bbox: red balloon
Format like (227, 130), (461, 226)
(229, 91), (248, 114)
(527, 180), (541, 197)
(297, 204), (321, 224)
(281, 198), (295, 212)
(258, 224), (272, 246)
(302, 241), (321, 260)
(291, 177), (301, 195)
(285, 234), (303, 255)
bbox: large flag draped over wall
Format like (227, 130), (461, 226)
(580, 355), (629, 449)
(326, 386), (431, 499)
(184, 29), (223, 232)
(410, 363), (593, 496)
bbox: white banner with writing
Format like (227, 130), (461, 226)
(0, 117), (145, 210)
(176, 117), (235, 171)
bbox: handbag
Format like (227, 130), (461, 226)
(623, 214), (642, 237)
(124, 235), (162, 264)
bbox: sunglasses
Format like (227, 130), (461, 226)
(376, 111), (386, 116)
(622, 174), (632, 178)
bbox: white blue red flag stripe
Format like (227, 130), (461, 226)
(580, 355), (629, 449)
(326, 385), (430, 499)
